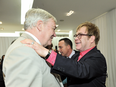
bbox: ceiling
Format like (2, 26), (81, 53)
(0, 0), (116, 33)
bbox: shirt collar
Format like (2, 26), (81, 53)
(69, 50), (75, 58)
(80, 46), (95, 57)
(25, 31), (41, 45)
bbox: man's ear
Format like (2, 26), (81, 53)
(90, 35), (95, 43)
(36, 20), (43, 31)
(67, 45), (71, 49)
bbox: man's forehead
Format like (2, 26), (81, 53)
(76, 27), (88, 33)
(59, 40), (65, 43)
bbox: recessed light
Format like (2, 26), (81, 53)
(22, 28), (24, 30)
(57, 29), (60, 32)
(0, 21), (2, 24)
(66, 10), (74, 16)
(56, 25), (59, 27)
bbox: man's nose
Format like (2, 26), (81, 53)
(53, 31), (56, 37)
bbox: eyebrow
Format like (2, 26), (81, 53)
(52, 26), (57, 30)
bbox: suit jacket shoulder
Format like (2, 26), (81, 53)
(3, 33), (61, 87)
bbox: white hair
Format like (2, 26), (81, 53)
(24, 8), (57, 30)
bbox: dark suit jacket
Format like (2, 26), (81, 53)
(60, 50), (78, 81)
(51, 47), (107, 87)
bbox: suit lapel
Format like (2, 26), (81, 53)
(71, 51), (80, 61)
(79, 47), (97, 61)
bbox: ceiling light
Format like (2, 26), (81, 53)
(56, 25), (59, 27)
(22, 28), (24, 30)
(21, 0), (34, 24)
(0, 21), (2, 24)
(57, 29), (60, 32)
(66, 10), (74, 16)
(55, 32), (69, 35)
(0, 33), (20, 37)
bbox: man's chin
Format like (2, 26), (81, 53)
(76, 47), (80, 51)
(48, 43), (52, 46)
(48, 41), (52, 45)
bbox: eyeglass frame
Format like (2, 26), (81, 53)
(73, 33), (92, 39)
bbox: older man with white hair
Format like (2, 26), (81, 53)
(3, 8), (63, 87)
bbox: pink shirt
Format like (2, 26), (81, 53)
(46, 46), (95, 65)
(77, 46), (95, 61)
(46, 51), (57, 66)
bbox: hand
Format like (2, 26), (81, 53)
(21, 39), (49, 57)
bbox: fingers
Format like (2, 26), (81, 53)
(21, 39), (40, 50)
(21, 39), (34, 45)
(25, 44), (35, 49)
(20, 39), (49, 57)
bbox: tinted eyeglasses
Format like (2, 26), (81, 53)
(73, 33), (92, 39)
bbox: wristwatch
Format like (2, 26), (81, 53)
(45, 50), (52, 59)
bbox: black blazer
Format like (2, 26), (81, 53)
(51, 47), (107, 87)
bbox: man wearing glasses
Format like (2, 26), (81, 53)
(21, 22), (107, 87)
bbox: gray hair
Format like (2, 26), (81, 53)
(24, 8), (57, 30)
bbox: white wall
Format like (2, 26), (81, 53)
(0, 37), (18, 58)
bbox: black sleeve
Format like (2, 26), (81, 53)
(51, 50), (107, 79)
